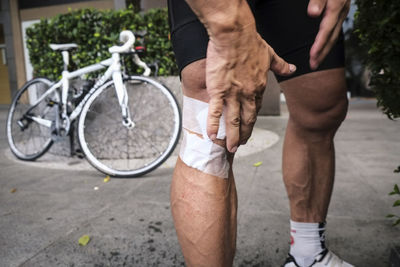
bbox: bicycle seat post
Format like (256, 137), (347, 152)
(61, 51), (69, 71)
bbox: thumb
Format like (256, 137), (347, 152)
(207, 96), (224, 140)
(270, 51), (296, 76)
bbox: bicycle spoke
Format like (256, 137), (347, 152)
(78, 76), (180, 177)
(133, 105), (172, 123)
(7, 78), (54, 160)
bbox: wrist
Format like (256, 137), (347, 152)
(209, 21), (257, 46)
(201, 2), (256, 44)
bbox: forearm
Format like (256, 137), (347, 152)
(184, 0), (256, 42)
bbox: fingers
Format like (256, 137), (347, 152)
(309, 16), (337, 69)
(239, 97), (258, 145)
(269, 47), (297, 76)
(307, 0), (327, 17)
(207, 93), (257, 152)
(224, 97), (241, 153)
(309, 0), (350, 69)
(207, 96), (224, 141)
(310, 20), (343, 69)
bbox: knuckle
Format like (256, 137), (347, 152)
(229, 116), (241, 127)
(242, 112), (257, 125)
(209, 108), (222, 118)
(255, 78), (267, 90)
(242, 92), (256, 101)
(269, 46), (276, 54)
(208, 120), (220, 128)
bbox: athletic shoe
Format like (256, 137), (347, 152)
(282, 249), (354, 267)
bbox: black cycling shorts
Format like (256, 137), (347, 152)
(167, 0), (345, 82)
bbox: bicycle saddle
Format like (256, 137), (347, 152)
(49, 43), (78, 51)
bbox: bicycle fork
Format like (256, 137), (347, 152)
(111, 54), (134, 129)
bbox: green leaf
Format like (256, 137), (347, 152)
(393, 200), (400, 207)
(394, 184), (400, 193)
(390, 184), (400, 195)
(386, 214), (396, 218)
(253, 161), (263, 167)
(78, 235), (90, 246)
(394, 218), (400, 227)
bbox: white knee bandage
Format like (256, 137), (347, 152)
(179, 96), (230, 178)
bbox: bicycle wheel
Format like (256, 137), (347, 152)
(6, 77), (57, 160)
(78, 76), (181, 177)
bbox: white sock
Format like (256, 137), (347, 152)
(289, 220), (326, 267)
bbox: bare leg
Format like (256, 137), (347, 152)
(280, 68), (348, 222)
(171, 59), (238, 267)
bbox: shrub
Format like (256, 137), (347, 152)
(354, 0), (400, 226)
(387, 180), (400, 226)
(354, 0), (400, 119)
(26, 7), (178, 80)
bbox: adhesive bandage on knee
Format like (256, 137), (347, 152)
(179, 95), (230, 178)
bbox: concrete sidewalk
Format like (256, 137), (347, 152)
(0, 98), (399, 267)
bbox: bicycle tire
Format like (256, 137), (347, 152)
(6, 77), (56, 160)
(78, 76), (181, 177)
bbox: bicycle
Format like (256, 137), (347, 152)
(6, 30), (181, 177)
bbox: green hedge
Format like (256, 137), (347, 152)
(354, 0), (400, 119)
(26, 7), (178, 80)
(354, 0), (400, 226)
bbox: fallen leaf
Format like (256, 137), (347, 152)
(10, 188), (17, 193)
(78, 235), (90, 246)
(253, 161), (263, 167)
(103, 176), (110, 183)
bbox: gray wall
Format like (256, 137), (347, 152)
(141, 0), (165, 10)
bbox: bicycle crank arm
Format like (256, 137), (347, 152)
(28, 116), (53, 128)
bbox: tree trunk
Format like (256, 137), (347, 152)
(126, 0), (141, 12)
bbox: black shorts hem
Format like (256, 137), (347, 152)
(275, 33), (345, 82)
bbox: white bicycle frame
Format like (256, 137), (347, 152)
(27, 30), (151, 130)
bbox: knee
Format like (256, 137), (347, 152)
(291, 97), (348, 135)
(181, 59), (208, 100)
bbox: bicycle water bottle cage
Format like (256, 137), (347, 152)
(70, 79), (94, 105)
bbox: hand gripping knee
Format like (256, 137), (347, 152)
(179, 95), (230, 178)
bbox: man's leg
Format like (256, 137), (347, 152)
(170, 59), (238, 267)
(280, 68), (348, 222)
(280, 68), (350, 267)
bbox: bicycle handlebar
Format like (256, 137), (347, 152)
(109, 30), (152, 76)
(109, 31), (135, 54)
